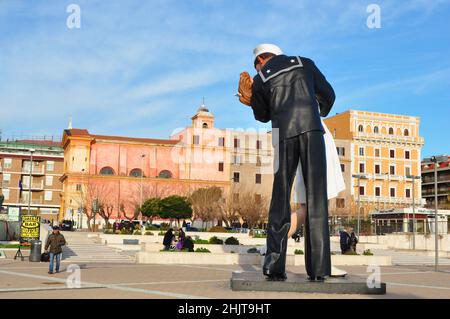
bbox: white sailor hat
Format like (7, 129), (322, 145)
(253, 43), (283, 61)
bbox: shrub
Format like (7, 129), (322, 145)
(145, 225), (160, 231)
(144, 231), (154, 236)
(195, 248), (211, 253)
(120, 228), (131, 235)
(253, 233), (267, 238)
(363, 249), (374, 256)
(158, 231), (166, 236)
(103, 229), (114, 234)
(133, 230), (142, 235)
(193, 239), (209, 244)
(331, 252), (336, 255)
(230, 251), (235, 254)
(294, 249), (304, 255)
(160, 248), (190, 252)
(160, 223), (170, 231)
(247, 247), (260, 254)
(344, 250), (359, 255)
(208, 236), (224, 245)
(208, 226), (227, 233)
(225, 237), (239, 245)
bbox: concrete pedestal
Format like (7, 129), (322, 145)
(230, 271), (386, 295)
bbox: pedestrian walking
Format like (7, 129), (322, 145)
(44, 226), (66, 274)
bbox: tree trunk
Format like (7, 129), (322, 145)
(86, 218), (92, 231)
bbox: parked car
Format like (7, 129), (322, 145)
(60, 220), (74, 231)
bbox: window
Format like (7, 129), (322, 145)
(390, 188), (396, 197)
(255, 174), (262, 184)
(218, 137), (225, 147)
(233, 193), (239, 202)
(390, 149), (395, 158)
(336, 147), (345, 156)
(218, 162), (224, 172)
(375, 187), (381, 197)
(406, 189), (411, 198)
(358, 125), (364, 132)
(405, 150), (410, 159)
(405, 166), (411, 177)
(255, 194), (262, 203)
(336, 198), (345, 208)
(44, 190), (53, 201)
(234, 138), (240, 148)
(99, 167), (115, 175)
(193, 135), (200, 145)
(375, 148), (380, 157)
(3, 158), (12, 169)
(256, 156), (262, 167)
(46, 161), (54, 171)
(389, 127), (394, 135)
(2, 189), (10, 200)
(359, 147), (365, 156)
(45, 176), (53, 186)
(359, 163), (365, 173)
(3, 174), (11, 185)
(129, 168), (143, 177)
(233, 172), (240, 183)
(390, 165), (395, 175)
(375, 164), (381, 174)
(359, 186), (365, 196)
(76, 184), (82, 191)
(404, 129), (409, 136)
(340, 164), (345, 172)
(232, 155), (241, 165)
(256, 140), (262, 150)
(158, 170), (172, 178)
(374, 126), (379, 134)
(202, 123), (208, 129)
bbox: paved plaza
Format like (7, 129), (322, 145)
(1, 249), (449, 299)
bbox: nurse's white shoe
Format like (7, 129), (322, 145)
(330, 266), (347, 277)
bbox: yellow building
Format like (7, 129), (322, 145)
(324, 110), (425, 219)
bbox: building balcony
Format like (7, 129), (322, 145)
(422, 193), (449, 198)
(355, 132), (425, 145)
(19, 198), (44, 205)
(22, 182), (44, 191)
(22, 167), (45, 175)
(422, 176), (450, 185)
(358, 195), (414, 205)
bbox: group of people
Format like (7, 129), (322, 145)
(162, 228), (194, 252)
(339, 227), (358, 255)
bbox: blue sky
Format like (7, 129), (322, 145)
(0, 0), (449, 158)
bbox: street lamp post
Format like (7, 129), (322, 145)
(352, 173), (367, 238)
(28, 149), (35, 215)
(423, 155), (448, 272)
(140, 154), (146, 224)
(406, 174), (421, 250)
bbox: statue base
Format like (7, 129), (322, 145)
(230, 271), (386, 295)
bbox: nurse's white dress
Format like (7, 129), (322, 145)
(293, 119), (345, 204)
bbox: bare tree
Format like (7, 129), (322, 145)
(218, 186), (240, 228)
(189, 187), (222, 229)
(236, 188), (269, 235)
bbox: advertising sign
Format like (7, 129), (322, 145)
(20, 215), (41, 240)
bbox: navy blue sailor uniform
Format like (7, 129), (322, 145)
(250, 54), (335, 279)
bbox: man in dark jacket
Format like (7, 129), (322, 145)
(340, 228), (351, 254)
(162, 228), (174, 250)
(45, 226), (66, 274)
(249, 44), (335, 281)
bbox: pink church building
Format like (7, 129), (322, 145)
(61, 104), (274, 227)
